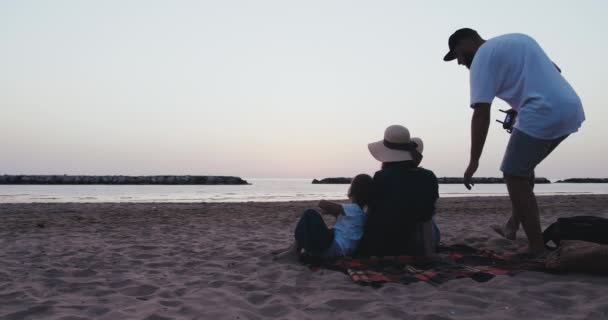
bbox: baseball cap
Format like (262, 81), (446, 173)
(443, 28), (480, 61)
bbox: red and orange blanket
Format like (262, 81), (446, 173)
(304, 245), (547, 287)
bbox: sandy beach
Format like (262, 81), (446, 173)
(1, 195), (608, 320)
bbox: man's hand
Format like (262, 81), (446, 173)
(464, 160), (479, 190)
(466, 104), (491, 190)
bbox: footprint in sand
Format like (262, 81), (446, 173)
(43, 268), (68, 277)
(325, 299), (370, 311)
(159, 300), (182, 307)
(0, 291), (26, 302)
(422, 314), (453, 320)
(72, 269), (97, 277)
(133, 254), (160, 259)
(2, 306), (53, 320)
(490, 238), (515, 246)
(245, 292), (272, 305)
(143, 315), (172, 320)
(120, 284), (158, 296)
(84, 306), (111, 317)
(259, 304), (290, 317)
(464, 236), (490, 243)
(174, 288), (188, 296)
(131, 245), (158, 251)
(108, 279), (135, 289)
(449, 295), (491, 308)
(145, 262), (176, 268)
(90, 289), (115, 297)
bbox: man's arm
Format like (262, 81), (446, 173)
(464, 103), (491, 190)
(318, 200), (345, 217)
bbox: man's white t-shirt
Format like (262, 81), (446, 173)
(469, 33), (585, 139)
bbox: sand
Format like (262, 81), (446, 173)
(1, 195), (608, 320)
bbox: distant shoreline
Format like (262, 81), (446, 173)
(1, 176), (606, 186)
(312, 177), (553, 184)
(0, 175), (249, 185)
(312, 177), (608, 184)
(555, 178), (608, 183)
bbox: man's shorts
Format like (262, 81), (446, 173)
(500, 129), (569, 177)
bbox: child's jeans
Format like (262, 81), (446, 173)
(294, 209), (335, 257)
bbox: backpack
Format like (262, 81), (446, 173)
(543, 216), (608, 248)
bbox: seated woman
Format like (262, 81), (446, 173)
(356, 125), (440, 257)
(274, 174), (374, 260)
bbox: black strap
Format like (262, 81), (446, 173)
(383, 140), (423, 164)
(383, 140), (418, 151)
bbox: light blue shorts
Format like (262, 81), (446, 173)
(500, 129), (569, 177)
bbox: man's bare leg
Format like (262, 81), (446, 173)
(491, 215), (519, 240)
(504, 174), (545, 254)
(492, 175), (536, 240)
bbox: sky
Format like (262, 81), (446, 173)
(1, 0), (607, 179)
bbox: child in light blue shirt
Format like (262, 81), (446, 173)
(273, 174), (373, 259)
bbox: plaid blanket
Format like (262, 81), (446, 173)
(304, 244), (547, 287)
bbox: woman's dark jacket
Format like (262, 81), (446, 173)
(356, 166), (438, 256)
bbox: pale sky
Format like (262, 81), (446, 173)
(1, 0), (607, 179)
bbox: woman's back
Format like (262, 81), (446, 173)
(356, 165), (438, 256)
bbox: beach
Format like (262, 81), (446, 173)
(1, 195), (608, 320)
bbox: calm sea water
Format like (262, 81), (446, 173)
(1, 179), (607, 203)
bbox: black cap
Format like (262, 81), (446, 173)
(443, 28), (480, 61)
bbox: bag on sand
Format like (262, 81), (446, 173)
(543, 216), (608, 248)
(545, 240), (608, 274)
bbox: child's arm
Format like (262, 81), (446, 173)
(318, 200), (345, 217)
(421, 220), (436, 257)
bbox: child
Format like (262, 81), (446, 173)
(273, 174), (373, 260)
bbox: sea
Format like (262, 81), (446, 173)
(1, 179), (607, 203)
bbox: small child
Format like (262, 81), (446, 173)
(273, 174), (373, 260)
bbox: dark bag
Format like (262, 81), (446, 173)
(543, 216), (608, 248)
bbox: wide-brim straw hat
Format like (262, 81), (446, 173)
(368, 125), (424, 162)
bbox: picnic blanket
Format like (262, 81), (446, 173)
(304, 244), (547, 287)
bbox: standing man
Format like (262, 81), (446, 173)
(443, 28), (585, 254)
